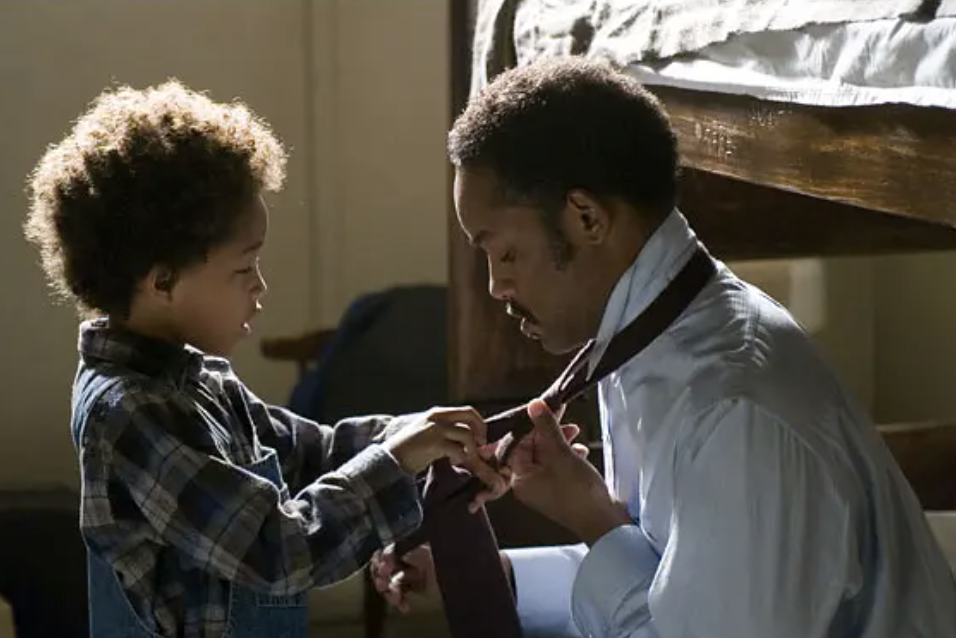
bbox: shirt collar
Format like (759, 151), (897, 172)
(587, 208), (700, 376)
(78, 318), (205, 385)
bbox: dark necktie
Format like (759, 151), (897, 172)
(393, 246), (716, 638)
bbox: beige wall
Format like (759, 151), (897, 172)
(0, 0), (948, 490)
(874, 252), (956, 423)
(0, 0), (449, 488)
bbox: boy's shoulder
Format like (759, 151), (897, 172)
(73, 353), (246, 443)
(73, 364), (176, 434)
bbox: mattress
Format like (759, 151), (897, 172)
(626, 18), (956, 110)
(496, 0), (956, 110)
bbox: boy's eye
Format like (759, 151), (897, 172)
(500, 249), (516, 264)
(235, 257), (260, 275)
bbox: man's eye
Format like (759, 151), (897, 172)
(500, 250), (516, 264)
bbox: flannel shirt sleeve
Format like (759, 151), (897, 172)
(230, 377), (419, 493)
(81, 382), (423, 597)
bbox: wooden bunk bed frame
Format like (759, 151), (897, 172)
(257, 5), (956, 635)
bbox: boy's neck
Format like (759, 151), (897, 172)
(108, 313), (185, 349)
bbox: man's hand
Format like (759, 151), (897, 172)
(506, 399), (631, 545)
(370, 545), (437, 613)
(465, 407), (588, 512)
(460, 442), (511, 513)
(370, 544), (515, 614)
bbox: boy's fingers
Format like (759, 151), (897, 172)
(431, 407), (487, 445)
(440, 421), (479, 456)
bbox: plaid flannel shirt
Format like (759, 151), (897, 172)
(73, 320), (423, 638)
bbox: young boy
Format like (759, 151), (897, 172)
(23, 80), (500, 638)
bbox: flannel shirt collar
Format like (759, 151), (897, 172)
(78, 318), (204, 385)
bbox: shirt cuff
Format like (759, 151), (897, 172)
(504, 544), (588, 638)
(335, 443), (423, 545)
(571, 525), (659, 637)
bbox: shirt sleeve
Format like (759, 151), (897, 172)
(228, 376), (414, 493)
(503, 544), (589, 638)
(80, 383), (423, 598)
(570, 397), (860, 638)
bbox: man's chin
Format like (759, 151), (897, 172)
(523, 329), (577, 356)
(538, 339), (578, 356)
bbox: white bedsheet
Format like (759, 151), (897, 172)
(626, 18), (956, 109)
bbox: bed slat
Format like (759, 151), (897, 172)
(654, 85), (956, 237)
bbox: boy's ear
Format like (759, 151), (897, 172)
(147, 266), (177, 297)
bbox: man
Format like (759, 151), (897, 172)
(372, 57), (956, 637)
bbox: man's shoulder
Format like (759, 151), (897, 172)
(663, 275), (849, 423)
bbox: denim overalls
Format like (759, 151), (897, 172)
(71, 372), (309, 638)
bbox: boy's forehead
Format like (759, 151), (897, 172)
(234, 196), (269, 241)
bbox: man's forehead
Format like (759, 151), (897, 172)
(468, 229), (492, 248)
(455, 166), (508, 205)
(455, 167), (499, 239)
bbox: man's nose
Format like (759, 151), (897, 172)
(488, 272), (514, 301)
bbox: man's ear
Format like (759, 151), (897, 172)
(565, 189), (611, 245)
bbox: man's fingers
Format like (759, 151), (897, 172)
(385, 578), (410, 613)
(469, 456), (507, 492)
(464, 459), (510, 512)
(371, 547), (399, 592)
(378, 545), (400, 570)
(376, 563), (420, 612)
(502, 434), (536, 475)
(571, 442), (589, 458)
(560, 423), (581, 442)
(554, 403), (567, 422)
(372, 551), (410, 610)
(527, 399), (564, 442)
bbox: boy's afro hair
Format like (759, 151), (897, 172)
(24, 78), (287, 317)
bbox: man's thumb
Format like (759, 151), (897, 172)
(528, 399), (562, 438)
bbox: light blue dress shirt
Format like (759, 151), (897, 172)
(503, 210), (956, 638)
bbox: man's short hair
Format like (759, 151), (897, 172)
(448, 57), (679, 220)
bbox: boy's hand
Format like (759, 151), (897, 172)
(383, 406), (489, 475)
